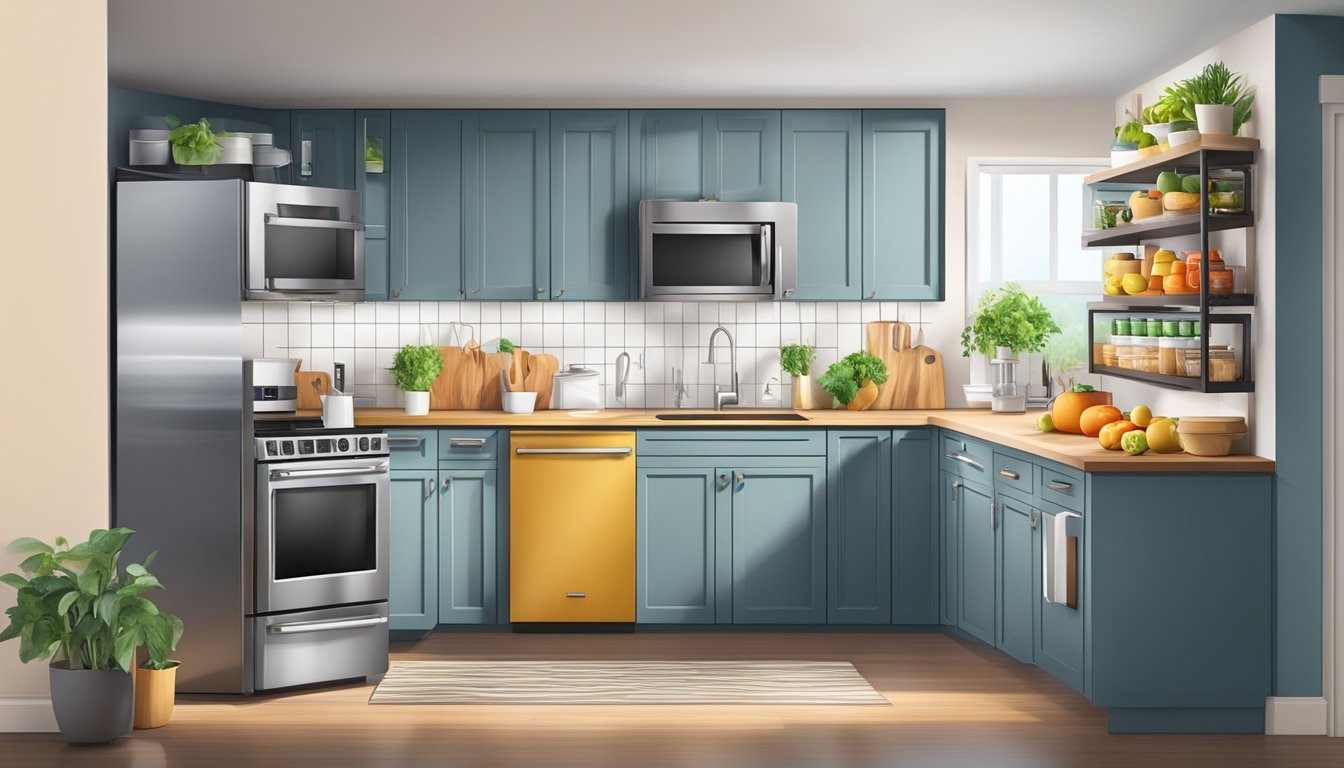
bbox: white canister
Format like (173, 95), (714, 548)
(402, 390), (430, 416)
(217, 135), (254, 165)
(129, 139), (170, 165)
(320, 392), (355, 428)
(502, 391), (537, 414)
(551, 365), (602, 410)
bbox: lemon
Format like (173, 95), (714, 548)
(1122, 273), (1148, 295)
(1036, 413), (1055, 432)
(1129, 404), (1153, 428)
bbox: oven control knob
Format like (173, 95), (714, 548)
(371, 437), (382, 451)
(281, 441), (295, 456)
(265, 440), (278, 456)
(358, 437), (369, 451)
(337, 438), (350, 452)
(316, 439), (331, 453)
(298, 440), (315, 455)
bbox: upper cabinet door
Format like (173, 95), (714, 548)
(783, 110), (862, 300)
(389, 110), (473, 301)
(630, 110), (713, 202)
(357, 110), (390, 301)
(708, 110), (781, 202)
(290, 110), (356, 189)
(861, 109), (945, 301)
(466, 111), (550, 300)
(550, 111), (630, 301)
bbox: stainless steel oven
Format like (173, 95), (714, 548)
(245, 182), (365, 301)
(639, 200), (797, 301)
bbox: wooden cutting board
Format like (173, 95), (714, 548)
(866, 321), (946, 409)
(295, 371), (331, 410)
(430, 347), (469, 410)
(524, 354), (559, 410)
(429, 346), (557, 410)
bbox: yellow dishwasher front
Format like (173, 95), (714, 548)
(510, 431), (636, 622)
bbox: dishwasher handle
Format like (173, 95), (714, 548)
(515, 447), (632, 456)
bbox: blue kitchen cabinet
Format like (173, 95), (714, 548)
(782, 110), (862, 300)
(826, 431), (891, 624)
(466, 111), (550, 300)
(388, 469), (438, 631)
(729, 461), (827, 624)
(1036, 500), (1085, 694)
(939, 470), (959, 626)
(636, 466), (717, 623)
(290, 110), (356, 190)
(357, 110), (390, 300)
(861, 109), (944, 301)
(996, 491), (1038, 664)
(629, 110), (714, 202)
(709, 110), (781, 202)
(956, 477), (996, 644)
(892, 429), (937, 624)
(437, 468), (497, 624)
(389, 110), (473, 301)
(550, 111), (630, 301)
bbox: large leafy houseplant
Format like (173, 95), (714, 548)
(818, 351), (889, 410)
(960, 283), (1061, 358)
(1158, 61), (1253, 136)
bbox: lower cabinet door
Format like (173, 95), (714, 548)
(892, 429), (937, 624)
(731, 463), (826, 624)
(957, 480), (996, 644)
(1036, 504), (1085, 693)
(388, 469), (437, 631)
(636, 466), (716, 623)
(996, 492), (1038, 664)
(826, 431), (892, 624)
(437, 469), (497, 624)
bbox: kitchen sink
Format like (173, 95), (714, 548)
(655, 412), (809, 421)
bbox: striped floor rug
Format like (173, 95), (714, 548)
(369, 660), (889, 705)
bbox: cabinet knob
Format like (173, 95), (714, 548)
(719, 473), (729, 485)
(868, 289), (877, 299)
(555, 288), (565, 299)
(735, 472), (745, 485)
(423, 477), (433, 495)
(536, 287), (545, 294)
(392, 288), (402, 298)
(471, 288), (479, 295)
(442, 477), (452, 490)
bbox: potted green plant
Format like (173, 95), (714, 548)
(1176, 61), (1253, 136)
(164, 115), (223, 165)
(817, 351), (889, 411)
(134, 614), (183, 730)
(779, 343), (816, 410)
(960, 283), (1061, 364)
(390, 344), (444, 415)
(1, 528), (183, 744)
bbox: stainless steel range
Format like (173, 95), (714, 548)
(250, 419), (390, 691)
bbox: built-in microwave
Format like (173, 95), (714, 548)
(245, 183), (365, 301)
(639, 200), (797, 301)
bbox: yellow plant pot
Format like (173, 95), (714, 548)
(847, 380), (880, 411)
(134, 665), (177, 729)
(791, 374), (815, 410)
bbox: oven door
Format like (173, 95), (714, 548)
(246, 183), (365, 301)
(642, 222), (775, 298)
(255, 457), (389, 614)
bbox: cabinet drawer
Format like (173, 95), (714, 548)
(992, 452), (1035, 497)
(638, 430), (824, 457)
(1037, 463), (1084, 510)
(941, 433), (992, 481)
(438, 429), (499, 463)
(387, 429), (437, 469)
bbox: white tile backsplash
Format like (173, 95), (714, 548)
(244, 300), (925, 408)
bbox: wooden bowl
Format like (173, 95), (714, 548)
(1177, 416), (1248, 435)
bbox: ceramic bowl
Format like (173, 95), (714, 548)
(503, 391), (537, 414)
(1168, 129), (1201, 148)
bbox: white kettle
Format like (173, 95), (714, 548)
(319, 386), (354, 429)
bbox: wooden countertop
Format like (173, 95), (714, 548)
(341, 407), (1275, 474)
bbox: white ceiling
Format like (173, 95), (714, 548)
(108, 0), (1344, 108)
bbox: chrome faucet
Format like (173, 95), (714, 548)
(706, 325), (739, 410)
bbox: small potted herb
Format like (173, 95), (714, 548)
(818, 351), (889, 411)
(164, 116), (223, 166)
(779, 343), (816, 410)
(1176, 61), (1253, 136)
(960, 283), (1061, 363)
(390, 345), (444, 415)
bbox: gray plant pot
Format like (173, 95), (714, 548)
(48, 661), (134, 744)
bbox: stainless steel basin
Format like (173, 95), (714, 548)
(654, 412), (809, 421)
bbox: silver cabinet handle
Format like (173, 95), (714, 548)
(263, 213), (365, 231)
(868, 289), (877, 299)
(443, 476), (452, 490)
(392, 288), (403, 298)
(1030, 509), (1038, 530)
(449, 437), (486, 448)
(735, 472), (745, 485)
(471, 288), (479, 295)
(1047, 480), (1073, 492)
(565, 592), (586, 599)
(515, 447), (632, 456)
(423, 477), (434, 495)
(267, 615), (387, 635)
(555, 288), (565, 298)
(270, 464), (387, 480)
(998, 469), (1020, 480)
(537, 287), (545, 294)
(388, 437), (424, 450)
(719, 473), (730, 485)
(990, 500), (996, 531)
(945, 452), (985, 472)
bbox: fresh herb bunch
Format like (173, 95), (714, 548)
(817, 351), (889, 406)
(498, 339), (517, 354)
(1, 528), (184, 672)
(779, 344), (815, 377)
(390, 345), (444, 391)
(960, 283), (1061, 358)
(164, 115), (223, 165)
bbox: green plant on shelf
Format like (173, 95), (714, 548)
(1159, 61), (1254, 135)
(164, 115), (223, 165)
(960, 283), (1061, 358)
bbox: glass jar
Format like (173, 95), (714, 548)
(1178, 320), (1194, 337)
(1186, 249), (1225, 291)
(1158, 338), (1182, 376)
(1162, 319), (1180, 337)
(1173, 337), (1201, 376)
(1131, 336), (1160, 357)
(1209, 349), (1239, 381)
(1113, 318), (1131, 336)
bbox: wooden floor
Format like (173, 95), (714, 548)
(4, 632), (1342, 767)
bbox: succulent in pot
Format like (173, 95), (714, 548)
(818, 351), (888, 411)
(1166, 61), (1254, 136)
(390, 344), (445, 416)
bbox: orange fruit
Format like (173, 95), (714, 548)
(1079, 404), (1124, 438)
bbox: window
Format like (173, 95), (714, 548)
(966, 158), (1108, 384)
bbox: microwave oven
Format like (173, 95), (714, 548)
(246, 183), (365, 301)
(638, 200), (797, 301)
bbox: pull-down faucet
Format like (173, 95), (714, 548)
(706, 326), (739, 410)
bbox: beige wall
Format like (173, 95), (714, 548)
(0, 0), (107, 722)
(1110, 16), (1275, 457)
